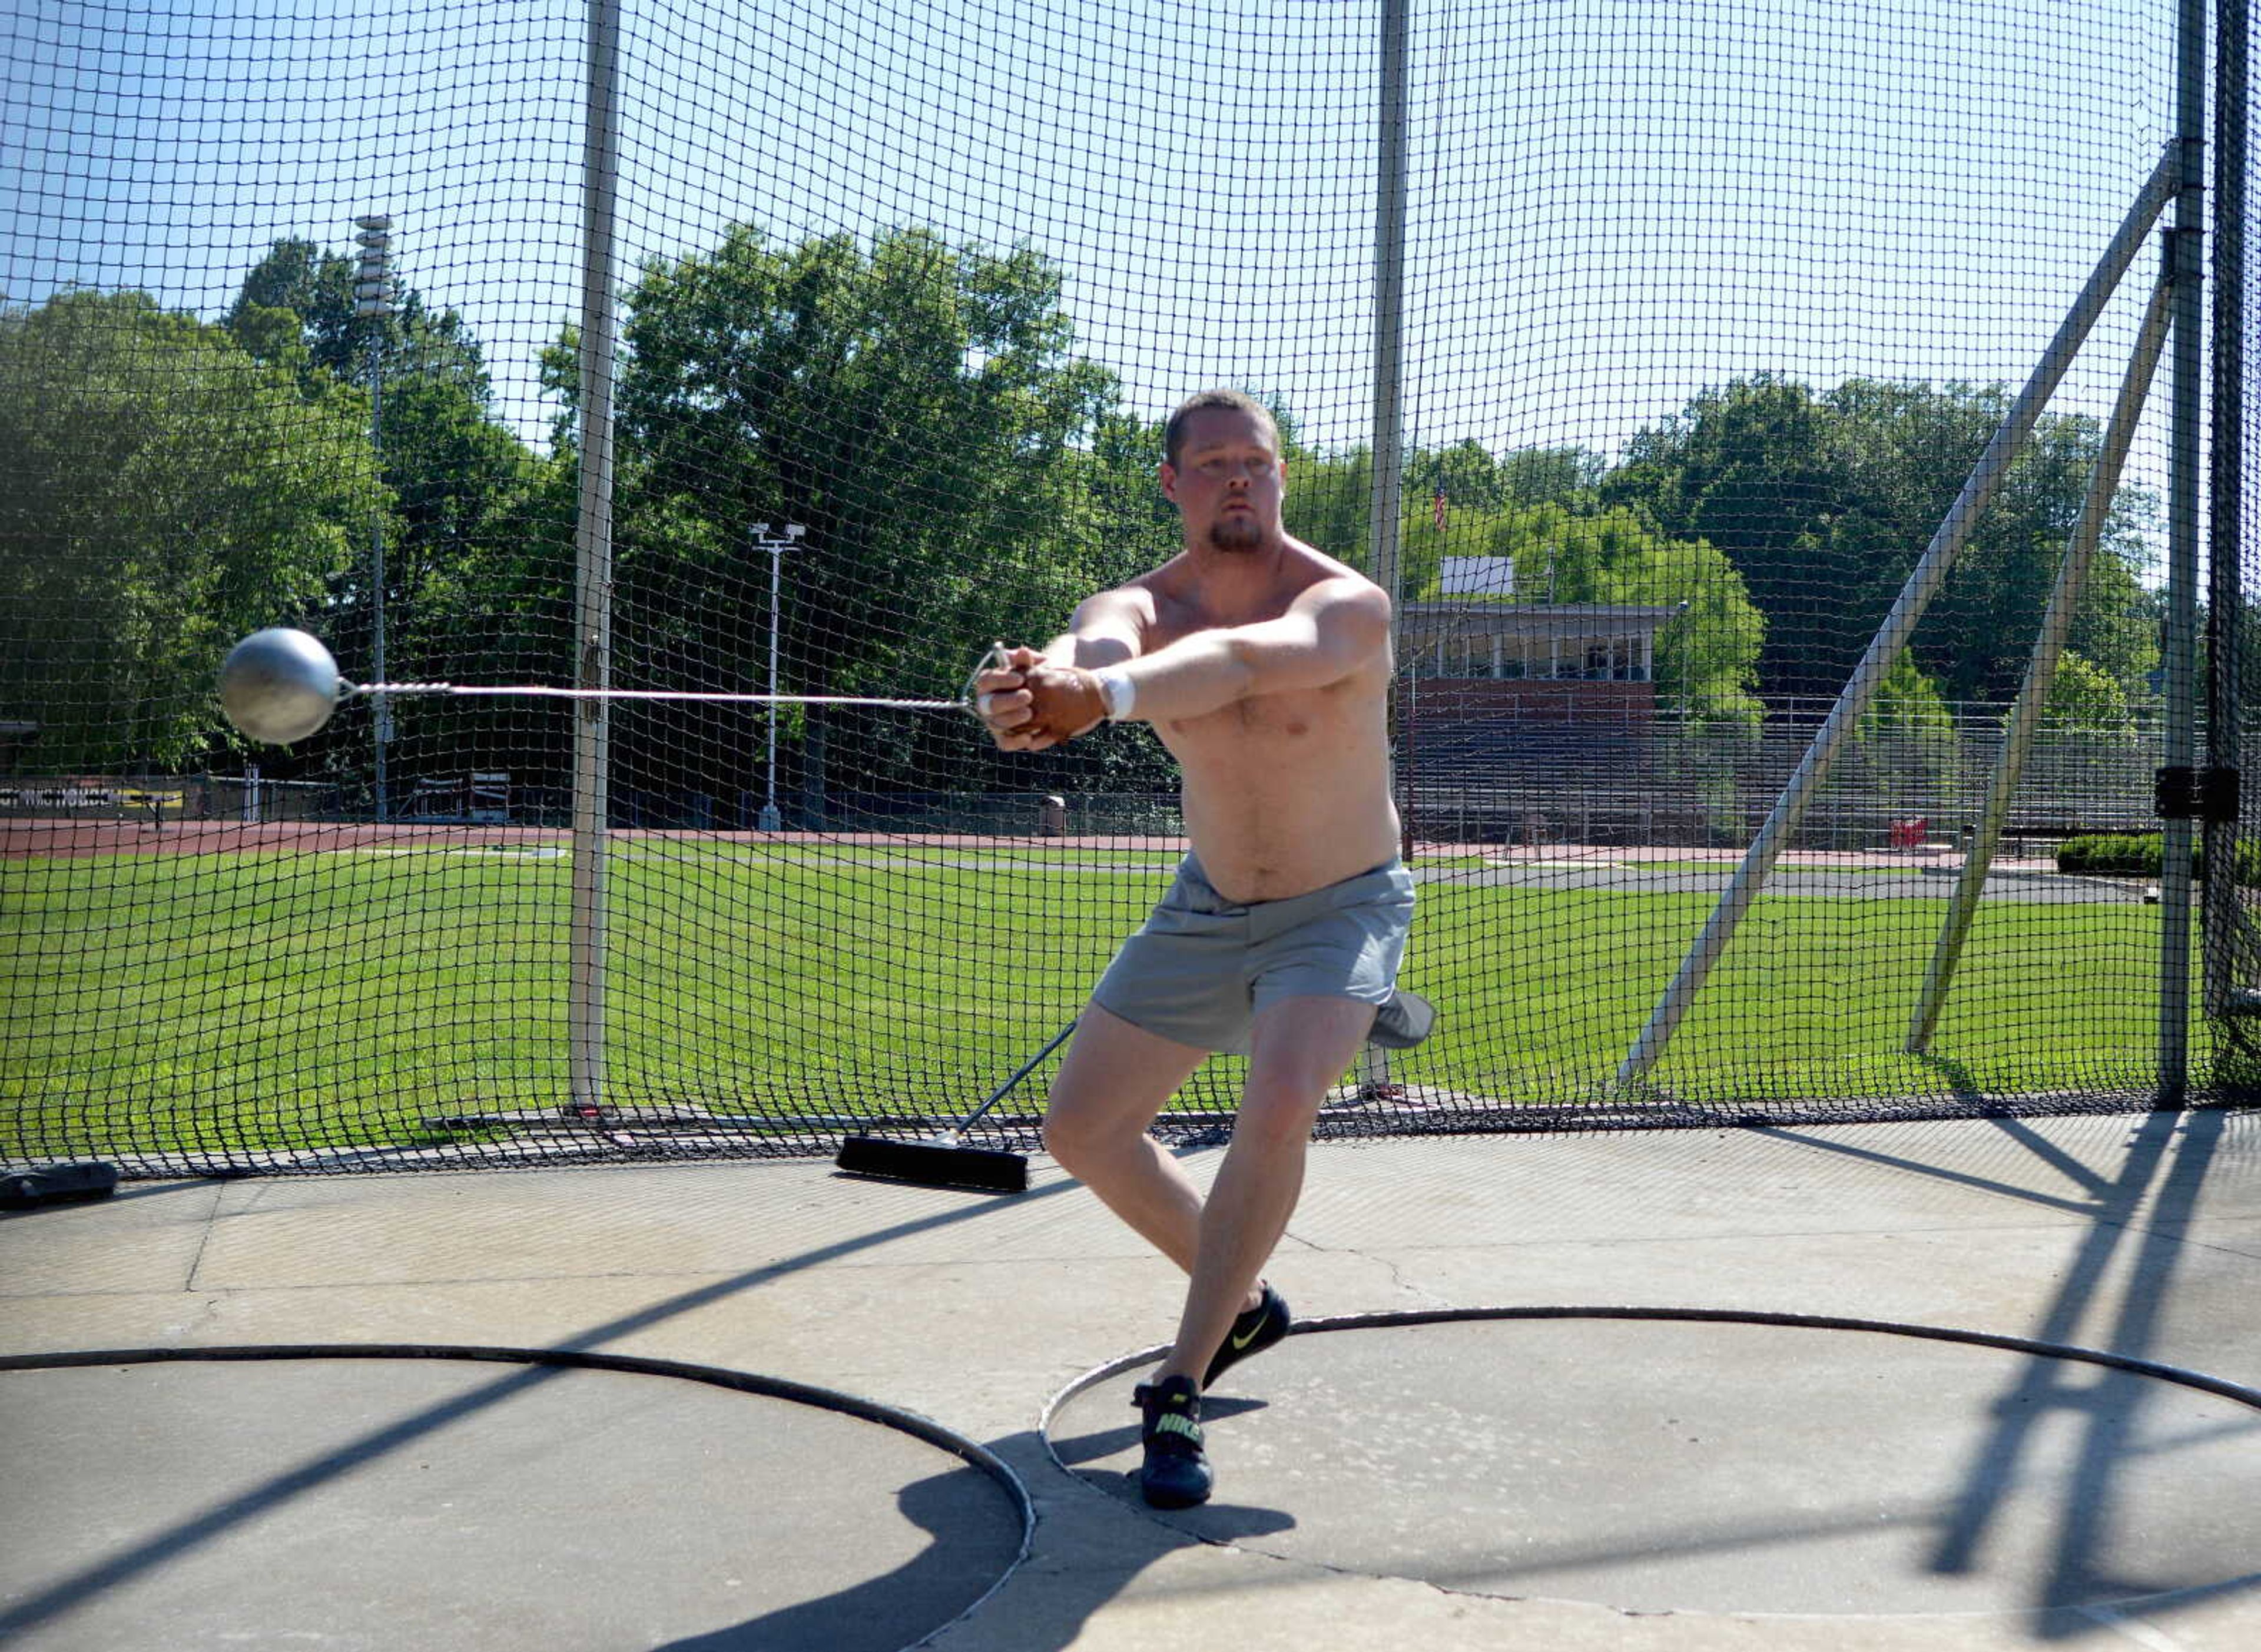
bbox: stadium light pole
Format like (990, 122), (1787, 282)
(352, 213), (396, 821)
(753, 522), (806, 831)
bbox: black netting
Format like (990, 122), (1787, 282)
(2, 0), (2250, 1175)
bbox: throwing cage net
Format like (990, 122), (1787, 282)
(3, 0), (2255, 1175)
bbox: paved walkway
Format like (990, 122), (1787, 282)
(5, 1110), (2259, 1649)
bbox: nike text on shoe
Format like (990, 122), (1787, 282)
(1368, 988), (1436, 1050)
(1133, 1375), (1213, 1508)
(1204, 1281), (1291, 1389)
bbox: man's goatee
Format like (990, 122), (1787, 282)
(1209, 516), (1263, 552)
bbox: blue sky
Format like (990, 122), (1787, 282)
(5, 0), (2189, 564)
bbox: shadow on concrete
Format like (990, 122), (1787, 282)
(0, 1166), (1103, 1646)
(649, 1462), (1032, 1652)
(1749, 1112), (2114, 1218)
(654, 1432), (1297, 1652)
(1761, 1104), (2261, 1633)
(10, 1107), (2256, 1646)
(1937, 1106), (2261, 1635)
(0, 1176), (217, 1214)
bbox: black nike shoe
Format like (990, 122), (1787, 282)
(1204, 1281), (1291, 1390)
(1132, 1376), (1212, 1508)
(1368, 988), (1437, 1050)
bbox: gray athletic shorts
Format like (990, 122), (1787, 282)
(1090, 855), (1416, 1055)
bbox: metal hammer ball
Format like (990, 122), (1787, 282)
(218, 628), (342, 744)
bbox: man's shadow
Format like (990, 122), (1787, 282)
(656, 1398), (1289, 1652)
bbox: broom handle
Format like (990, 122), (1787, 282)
(959, 1019), (1079, 1129)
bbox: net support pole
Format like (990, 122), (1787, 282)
(2160, 0), (2210, 1102)
(2206, 0), (2249, 1020)
(1363, 0), (1411, 1096)
(569, 0), (622, 1114)
(1616, 145), (2178, 1090)
(1369, 0), (1409, 615)
(1907, 272), (2173, 1053)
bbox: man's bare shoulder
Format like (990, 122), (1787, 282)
(1052, 577), (1156, 662)
(1280, 535), (1384, 596)
(1076, 580), (1152, 615)
(1148, 538), (1385, 610)
(1273, 543), (1392, 637)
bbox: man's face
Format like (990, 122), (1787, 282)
(1161, 407), (1285, 554)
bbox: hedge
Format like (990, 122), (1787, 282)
(2056, 831), (2261, 885)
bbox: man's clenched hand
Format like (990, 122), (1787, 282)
(1019, 662), (1107, 744)
(972, 645), (1108, 751)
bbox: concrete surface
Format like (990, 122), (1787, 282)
(1, 1356), (1022, 1651)
(3, 1106), (2259, 1650)
(1053, 1315), (2261, 1615)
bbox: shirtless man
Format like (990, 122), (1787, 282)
(974, 388), (1431, 1507)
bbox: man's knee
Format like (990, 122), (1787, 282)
(1231, 1077), (1327, 1152)
(1038, 1106), (1088, 1169)
(1042, 1097), (1136, 1173)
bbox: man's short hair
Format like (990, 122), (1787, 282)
(1163, 389), (1280, 468)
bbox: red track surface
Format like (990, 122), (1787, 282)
(1, 820), (1185, 858)
(2, 817), (2021, 868)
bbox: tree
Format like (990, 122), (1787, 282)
(1819, 380), (2157, 705)
(224, 237), (488, 393)
(1603, 373), (2158, 707)
(2030, 648), (2137, 737)
(1280, 443), (1371, 569)
(0, 290), (376, 769)
(551, 224), (1125, 809)
(1859, 649), (1957, 743)
(1855, 650), (1959, 811)
(223, 237), (553, 788)
(1602, 373), (1849, 699)
(1275, 432), (1765, 725)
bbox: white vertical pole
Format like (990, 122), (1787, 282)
(1361, 0), (1410, 1099)
(1370, 0), (1410, 616)
(1907, 275), (2173, 1053)
(1616, 148), (2178, 1090)
(569, 0), (622, 1114)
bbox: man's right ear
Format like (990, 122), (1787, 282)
(1156, 462), (1178, 503)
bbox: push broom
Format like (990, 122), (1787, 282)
(834, 1020), (1077, 1193)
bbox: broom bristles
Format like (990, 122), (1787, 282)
(834, 1133), (1028, 1194)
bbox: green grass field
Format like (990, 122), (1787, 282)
(2, 843), (2174, 1158)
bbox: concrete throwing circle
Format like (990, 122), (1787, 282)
(1045, 1308), (2261, 1620)
(0, 1346), (1027, 1652)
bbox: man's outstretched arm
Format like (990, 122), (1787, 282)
(1087, 578), (1388, 725)
(974, 589), (1145, 751)
(1006, 577), (1387, 742)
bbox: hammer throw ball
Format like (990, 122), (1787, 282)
(218, 627), (343, 745)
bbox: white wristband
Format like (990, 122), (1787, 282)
(1093, 666), (1136, 722)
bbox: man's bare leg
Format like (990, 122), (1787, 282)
(1041, 1003), (1215, 1272)
(1156, 995), (1377, 1387)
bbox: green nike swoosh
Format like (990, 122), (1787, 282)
(1231, 1317), (1265, 1351)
